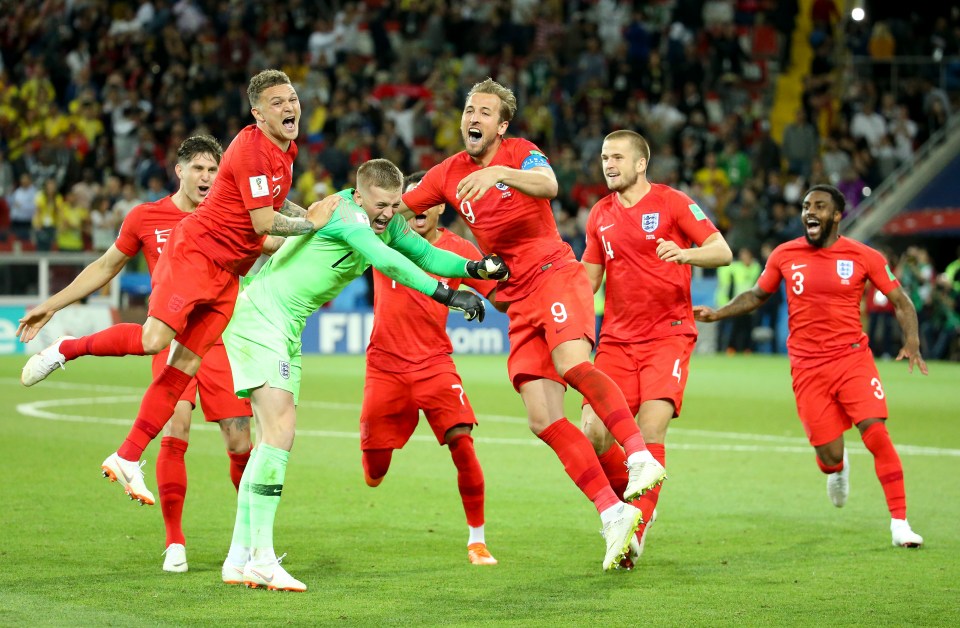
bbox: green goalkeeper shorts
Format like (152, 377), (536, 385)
(222, 298), (303, 405)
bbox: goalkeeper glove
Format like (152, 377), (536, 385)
(431, 284), (485, 322)
(466, 254), (510, 280)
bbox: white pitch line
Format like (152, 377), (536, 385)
(13, 394), (960, 457)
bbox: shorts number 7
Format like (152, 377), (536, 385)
(452, 384), (465, 405)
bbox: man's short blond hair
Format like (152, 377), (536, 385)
(248, 69), (292, 108)
(357, 159), (403, 192)
(604, 130), (651, 162)
(466, 78), (517, 123)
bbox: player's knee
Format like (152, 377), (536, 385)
(444, 425), (473, 447)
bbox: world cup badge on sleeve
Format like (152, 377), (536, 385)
(641, 213), (659, 233)
(837, 260), (854, 280)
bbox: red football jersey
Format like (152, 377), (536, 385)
(366, 229), (497, 372)
(757, 236), (900, 368)
(115, 196), (186, 274)
(402, 138), (572, 302)
(583, 185), (719, 343)
(178, 124), (297, 275)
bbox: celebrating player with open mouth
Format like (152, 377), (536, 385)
(694, 184), (927, 548)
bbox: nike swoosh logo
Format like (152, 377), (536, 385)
(250, 569), (273, 583)
(171, 561), (186, 567)
(791, 264), (807, 270)
(154, 228), (171, 236)
(116, 463), (133, 484)
(272, 174), (283, 181)
(599, 224), (615, 232)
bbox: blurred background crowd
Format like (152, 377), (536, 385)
(0, 0), (958, 359)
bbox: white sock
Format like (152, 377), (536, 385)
(626, 450), (655, 466)
(251, 547), (277, 564)
(600, 503), (625, 525)
(468, 525), (485, 545)
(226, 544), (249, 567)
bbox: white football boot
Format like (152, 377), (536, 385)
(600, 503), (643, 571)
(101, 452), (155, 505)
(827, 450), (850, 508)
(21, 335), (74, 386)
(890, 519), (923, 548)
(162, 543), (188, 573)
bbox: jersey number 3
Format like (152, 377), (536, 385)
(791, 270), (805, 295)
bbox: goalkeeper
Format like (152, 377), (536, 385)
(220, 158), (508, 592)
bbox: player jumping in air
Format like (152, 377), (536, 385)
(401, 79), (666, 571)
(20, 70), (336, 508)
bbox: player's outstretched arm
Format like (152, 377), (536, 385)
(657, 232), (733, 268)
(389, 219), (509, 280)
(887, 286), (929, 375)
(17, 245), (131, 343)
(694, 285), (771, 323)
(456, 165), (558, 203)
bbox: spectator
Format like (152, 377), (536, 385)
(55, 188), (88, 252)
(33, 178), (62, 251)
(89, 195), (119, 253)
(782, 109), (819, 177)
(9, 173), (38, 242)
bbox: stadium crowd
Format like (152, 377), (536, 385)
(0, 0), (958, 358)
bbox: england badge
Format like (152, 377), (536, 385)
(837, 260), (854, 279)
(641, 212), (660, 233)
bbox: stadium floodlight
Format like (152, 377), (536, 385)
(851, 0), (866, 22)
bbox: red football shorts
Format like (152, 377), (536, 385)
(359, 361), (478, 450)
(791, 347), (889, 446)
(591, 335), (695, 417)
(506, 262), (596, 391)
(153, 341), (251, 421)
(149, 227), (239, 358)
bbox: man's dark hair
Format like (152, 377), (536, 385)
(806, 184), (847, 215)
(177, 135), (223, 165)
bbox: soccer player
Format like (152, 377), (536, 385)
(19, 69), (337, 506)
(693, 184), (927, 548)
(361, 171), (500, 567)
(580, 130), (732, 565)
(221, 158), (504, 592)
(401, 78), (666, 571)
(15, 136), (272, 573)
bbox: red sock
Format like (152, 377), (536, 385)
(861, 422), (907, 519)
(448, 433), (485, 527)
(157, 436), (188, 546)
(634, 443), (666, 532)
(538, 418), (621, 513)
(117, 366), (193, 461)
(816, 456), (844, 474)
(597, 445), (629, 497)
(227, 448), (251, 492)
(563, 362), (646, 456)
(362, 449), (393, 486)
(59, 323), (145, 361)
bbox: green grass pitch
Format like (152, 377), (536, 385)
(1, 354), (958, 626)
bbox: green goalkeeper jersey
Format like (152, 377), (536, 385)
(237, 188), (472, 341)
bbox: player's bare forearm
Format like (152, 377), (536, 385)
(279, 198), (307, 218)
(889, 287), (928, 374)
(687, 234), (733, 268)
(269, 212), (316, 236)
(712, 287), (770, 320)
(495, 166), (558, 199)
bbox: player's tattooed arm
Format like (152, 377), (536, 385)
(279, 198), (307, 218)
(269, 212), (316, 236)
